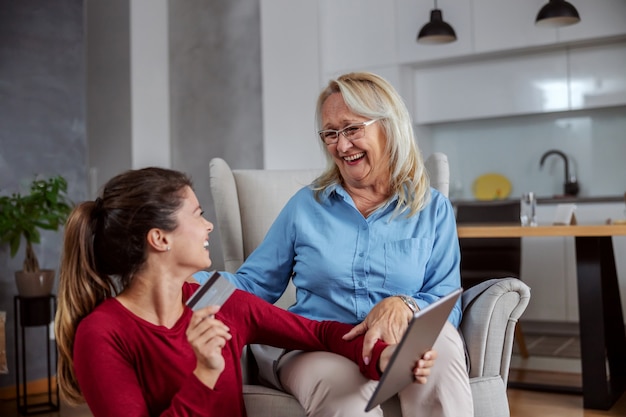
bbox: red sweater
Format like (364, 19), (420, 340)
(73, 284), (385, 417)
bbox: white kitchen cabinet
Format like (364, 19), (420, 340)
(318, 0), (396, 74)
(521, 202), (626, 324)
(520, 204), (569, 322)
(521, 236), (570, 321)
(413, 41), (626, 124)
(472, 0), (557, 54)
(568, 42), (626, 110)
(472, 0), (626, 54)
(556, 0), (626, 43)
(413, 50), (569, 124)
(395, 0), (473, 64)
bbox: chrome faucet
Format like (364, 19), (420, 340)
(539, 149), (580, 196)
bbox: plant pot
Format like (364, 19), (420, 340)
(14, 269), (55, 297)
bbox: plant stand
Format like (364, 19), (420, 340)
(14, 295), (60, 415)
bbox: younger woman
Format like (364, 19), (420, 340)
(55, 167), (435, 417)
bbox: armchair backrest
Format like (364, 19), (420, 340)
(424, 152), (449, 198)
(209, 153), (450, 307)
(209, 158), (320, 273)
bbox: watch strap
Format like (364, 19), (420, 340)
(396, 295), (419, 314)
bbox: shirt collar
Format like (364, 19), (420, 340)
(322, 183), (399, 214)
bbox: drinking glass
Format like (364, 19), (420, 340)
(520, 192), (537, 227)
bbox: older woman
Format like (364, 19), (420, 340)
(197, 72), (472, 417)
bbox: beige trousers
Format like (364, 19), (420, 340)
(276, 322), (473, 417)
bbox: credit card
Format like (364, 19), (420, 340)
(186, 271), (236, 311)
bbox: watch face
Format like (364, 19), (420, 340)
(398, 295), (417, 313)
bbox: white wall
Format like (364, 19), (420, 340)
(87, 0), (171, 199)
(130, 0), (171, 170)
(260, 0), (325, 170)
(86, 0), (132, 198)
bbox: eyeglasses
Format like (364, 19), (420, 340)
(318, 118), (380, 145)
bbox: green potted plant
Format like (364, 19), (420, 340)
(0, 175), (73, 297)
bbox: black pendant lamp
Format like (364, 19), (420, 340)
(535, 0), (581, 27)
(417, 0), (457, 44)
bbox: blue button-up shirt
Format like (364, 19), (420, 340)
(195, 184), (462, 327)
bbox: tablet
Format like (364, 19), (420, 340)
(365, 288), (463, 412)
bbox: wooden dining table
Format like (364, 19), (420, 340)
(456, 223), (626, 410)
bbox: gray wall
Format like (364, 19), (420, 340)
(0, 0), (88, 388)
(169, 0), (263, 272)
(86, 0), (132, 194)
(0, 0), (262, 389)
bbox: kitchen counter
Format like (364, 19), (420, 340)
(537, 195), (625, 204)
(452, 194), (625, 206)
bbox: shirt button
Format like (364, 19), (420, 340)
(358, 281), (365, 287)
(358, 252), (364, 257)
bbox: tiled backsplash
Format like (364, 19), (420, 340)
(425, 106), (626, 200)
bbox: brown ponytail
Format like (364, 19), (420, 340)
(55, 201), (118, 404)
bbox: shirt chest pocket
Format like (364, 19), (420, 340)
(383, 238), (431, 293)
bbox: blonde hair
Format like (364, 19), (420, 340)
(312, 72), (430, 217)
(55, 167), (191, 404)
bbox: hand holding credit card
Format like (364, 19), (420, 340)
(186, 271), (236, 311)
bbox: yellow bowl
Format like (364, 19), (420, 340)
(472, 173), (512, 200)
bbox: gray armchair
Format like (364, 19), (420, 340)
(209, 155), (530, 417)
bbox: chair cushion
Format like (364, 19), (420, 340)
(243, 385), (305, 417)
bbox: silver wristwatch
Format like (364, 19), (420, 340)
(396, 295), (419, 314)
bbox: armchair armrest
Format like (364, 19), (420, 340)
(460, 278), (531, 385)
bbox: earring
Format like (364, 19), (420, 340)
(166, 246), (171, 251)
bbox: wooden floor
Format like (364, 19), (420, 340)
(1, 390), (625, 417)
(1, 373), (625, 416)
(509, 388), (626, 417)
(508, 368), (626, 417)
(0, 395), (89, 417)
